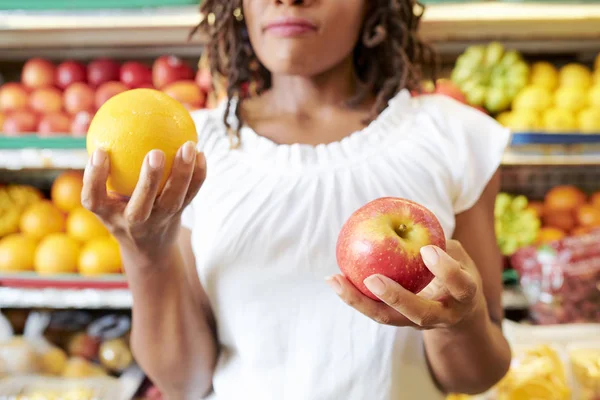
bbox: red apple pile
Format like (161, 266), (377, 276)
(0, 55), (215, 136)
(336, 197), (446, 300)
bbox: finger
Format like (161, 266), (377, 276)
(420, 245), (478, 304)
(182, 151), (207, 207)
(81, 149), (113, 218)
(124, 150), (165, 224)
(156, 141), (197, 215)
(363, 274), (447, 327)
(326, 275), (415, 327)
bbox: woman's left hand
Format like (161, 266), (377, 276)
(327, 240), (486, 329)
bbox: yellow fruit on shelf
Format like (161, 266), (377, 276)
(543, 108), (578, 133)
(0, 207), (21, 238)
(86, 88), (198, 197)
(530, 62), (559, 91)
(66, 208), (109, 243)
(6, 185), (43, 209)
(506, 109), (542, 131)
(559, 63), (593, 88)
(589, 85), (600, 108)
(0, 234), (37, 272)
(39, 346), (68, 376)
(20, 201), (65, 241)
(512, 85), (553, 112)
(62, 357), (106, 378)
(78, 236), (122, 276)
(51, 171), (84, 213)
(554, 86), (589, 113)
(578, 108), (600, 133)
(496, 111), (513, 127)
(35, 233), (80, 275)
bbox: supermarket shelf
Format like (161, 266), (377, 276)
(502, 151), (600, 166)
(0, 287), (132, 309)
(1, 3), (600, 59)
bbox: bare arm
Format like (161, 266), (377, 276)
(125, 228), (217, 399)
(82, 144), (217, 399)
(423, 171), (511, 394)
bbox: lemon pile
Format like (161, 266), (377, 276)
(498, 54), (600, 133)
(0, 173), (122, 277)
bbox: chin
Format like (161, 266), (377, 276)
(256, 40), (342, 78)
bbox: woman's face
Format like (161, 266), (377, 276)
(242, 0), (366, 77)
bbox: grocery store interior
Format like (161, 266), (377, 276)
(1, 0), (600, 399)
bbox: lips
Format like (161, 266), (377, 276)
(264, 17), (317, 37)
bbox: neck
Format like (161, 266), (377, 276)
(267, 57), (360, 115)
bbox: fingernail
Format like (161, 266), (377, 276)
(92, 149), (106, 167)
(325, 276), (342, 295)
(148, 150), (165, 169)
(364, 275), (386, 296)
(420, 246), (439, 265)
(182, 141), (196, 164)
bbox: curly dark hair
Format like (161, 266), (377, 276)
(191, 0), (436, 147)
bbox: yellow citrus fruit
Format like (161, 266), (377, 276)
(589, 85), (600, 108)
(0, 207), (21, 237)
(507, 109), (542, 131)
(496, 111), (513, 127)
(35, 233), (80, 275)
(578, 108), (600, 133)
(20, 201), (65, 240)
(86, 88), (198, 197)
(559, 63), (592, 88)
(0, 234), (37, 272)
(66, 208), (109, 243)
(512, 85), (553, 112)
(554, 86), (589, 112)
(530, 62), (559, 91)
(51, 171), (84, 213)
(40, 346), (68, 376)
(543, 108), (578, 133)
(78, 236), (122, 276)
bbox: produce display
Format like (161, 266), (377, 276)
(511, 230), (600, 324)
(450, 46), (600, 134)
(0, 55), (215, 136)
(0, 172), (122, 277)
(570, 346), (600, 400)
(494, 193), (540, 256)
(336, 197), (445, 299)
(0, 311), (132, 398)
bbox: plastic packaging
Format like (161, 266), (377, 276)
(511, 230), (600, 324)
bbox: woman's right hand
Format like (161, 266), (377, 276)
(81, 141), (207, 266)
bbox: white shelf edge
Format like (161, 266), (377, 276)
(0, 287), (132, 309)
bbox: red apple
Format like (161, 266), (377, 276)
(56, 61), (87, 90)
(2, 110), (38, 135)
(22, 58), (56, 89)
(195, 68), (213, 93)
(95, 81), (128, 109)
(70, 110), (93, 136)
(162, 80), (205, 109)
(120, 62), (152, 89)
(38, 112), (71, 136)
(336, 197), (446, 300)
(67, 332), (100, 361)
(434, 79), (467, 104)
(29, 87), (63, 114)
(152, 55), (194, 89)
(63, 82), (95, 115)
(87, 58), (120, 88)
(0, 83), (29, 112)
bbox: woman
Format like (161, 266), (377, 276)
(82, 0), (512, 399)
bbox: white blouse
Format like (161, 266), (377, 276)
(182, 90), (510, 400)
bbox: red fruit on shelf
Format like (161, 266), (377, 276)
(162, 80), (205, 109)
(87, 58), (120, 88)
(0, 83), (29, 112)
(2, 109), (38, 135)
(95, 81), (128, 109)
(136, 83), (155, 89)
(56, 61), (87, 90)
(29, 87), (63, 114)
(71, 110), (93, 136)
(22, 58), (56, 89)
(195, 68), (213, 93)
(434, 79), (467, 104)
(64, 82), (95, 115)
(120, 62), (152, 89)
(152, 55), (194, 89)
(38, 112), (71, 136)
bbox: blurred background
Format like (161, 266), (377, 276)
(0, 1), (599, 399)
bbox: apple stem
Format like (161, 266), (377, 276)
(395, 224), (408, 238)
